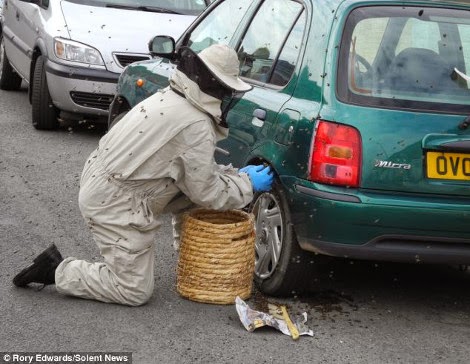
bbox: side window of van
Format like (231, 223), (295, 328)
(237, 0), (304, 84)
(187, 0), (252, 52)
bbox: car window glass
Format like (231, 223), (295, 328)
(458, 24), (470, 74)
(237, 0), (303, 83)
(339, 6), (470, 114)
(396, 18), (440, 54)
(351, 17), (388, 66)
(187, 0), (252, 52)
(270, 10), (306, 86)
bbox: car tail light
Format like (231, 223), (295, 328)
(309, 120), (362, 187)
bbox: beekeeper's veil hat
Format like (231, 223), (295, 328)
(198, 44), (252, 92)
(176, 44), (252, 101)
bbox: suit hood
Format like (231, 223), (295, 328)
(169, 69), (229, 140)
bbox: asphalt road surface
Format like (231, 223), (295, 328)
(1, 86), (470, 364)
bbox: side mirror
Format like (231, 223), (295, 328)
(148, 35), (176, 60)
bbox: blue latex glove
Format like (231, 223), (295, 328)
(239, 165), (274, 192)
(239, 165), (256, 174)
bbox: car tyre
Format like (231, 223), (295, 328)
(0, 35), (22, 91)
(31, 56), (59, 130)
(250, 180), (330, 296)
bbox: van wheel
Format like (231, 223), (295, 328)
(250, 180), (329, 296)
(0, 35), (22, 90)
(31, 56), (59, 130)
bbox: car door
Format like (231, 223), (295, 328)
(178, 0), (306, 166)
(2, 0), (42, 80)
(216, 0), (307, 167)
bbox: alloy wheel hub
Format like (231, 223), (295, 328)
(252, 192), (283, 280)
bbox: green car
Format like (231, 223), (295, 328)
(109, 0), (470, 295)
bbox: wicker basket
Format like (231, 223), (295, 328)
(177, 209), (255, 304)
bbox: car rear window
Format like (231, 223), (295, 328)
(337, 6), (470, 114)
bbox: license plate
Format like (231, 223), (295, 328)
(426, 151), (470, 180)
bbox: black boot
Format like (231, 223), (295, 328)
(13, 244), (63, 287)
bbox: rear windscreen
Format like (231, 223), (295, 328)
(337, 6), (470, 114)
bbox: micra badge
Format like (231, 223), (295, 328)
(375, 160), (411, 170)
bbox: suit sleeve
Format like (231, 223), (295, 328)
(169, 126), (254, 210)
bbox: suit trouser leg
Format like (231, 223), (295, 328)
(55, 159), (158, 306)
(55, 245), (155, 306)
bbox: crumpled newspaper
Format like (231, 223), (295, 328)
(235, 296), (313, 337)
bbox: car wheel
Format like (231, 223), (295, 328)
(0, 35), (22, 91)
(108, 110), (128, 130)
(251, 180), (327, 296)
(31, 56), (59, 130)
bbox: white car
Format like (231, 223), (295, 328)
(0, 0), (208, 130)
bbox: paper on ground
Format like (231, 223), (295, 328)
(235, 296), (313, 337)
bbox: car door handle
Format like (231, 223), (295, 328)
(16, 11), (20, 20)
(252, 108), (266, 127)
(252, 108), (266, 121)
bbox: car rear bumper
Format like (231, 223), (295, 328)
(299, 235), (470, 265)
(284, 176), (470, 264)
(45, 59), (119, 116)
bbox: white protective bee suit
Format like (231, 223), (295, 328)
(54, 46), (254, 306)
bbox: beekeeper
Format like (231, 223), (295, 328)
(13, 44), (274, 306)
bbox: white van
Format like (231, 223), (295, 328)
(0, 0), (208, 129)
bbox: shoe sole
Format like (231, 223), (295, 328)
(13, 263), (37, 287)
(13, 244), (63, 287)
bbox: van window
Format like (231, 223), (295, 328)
(66, 0), (208, 15)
